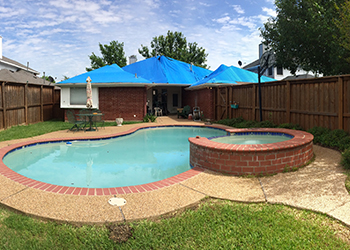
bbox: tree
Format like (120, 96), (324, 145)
(138, 31), (208, 68)
(41, 75), (55, 83)
(260, 0), (350, 76)
(335, 1), (350, 63)
(86, 40), (127, 71)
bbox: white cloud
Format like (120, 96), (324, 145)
(0, 7), (26, 18)
(0, 0), (273, 79)
(232, 5), (244, 14)
(199, 2), (211, 7)
(262, 7), (276, 17)
(213, 16), (231, 24)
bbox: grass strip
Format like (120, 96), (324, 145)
(0, 201), (349, 249)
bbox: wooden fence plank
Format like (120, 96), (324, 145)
(215, 75), (350, 133)
(2, 82), (6, 129)
(338, 77), (344, 130)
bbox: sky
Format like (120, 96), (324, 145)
(0, 0), (276, 82)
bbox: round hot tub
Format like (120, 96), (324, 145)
(189, 128), (314, 176)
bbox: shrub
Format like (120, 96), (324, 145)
(338, 136), (350, 151)
(278, 123), (303, 130)
(216, 117), (245, 127)
(257, 120), (277, 128)
(319, 129), (348, 149)
(341, 148), (350, 169)
(307, 127), (331, 144)
(143, 114), (157, 122)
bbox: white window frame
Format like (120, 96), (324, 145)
(60, 87), (99, 109)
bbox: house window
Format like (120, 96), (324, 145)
(268, 67), (273, 76)
(277, 67), (283, 75)
(173, 93), (178, 107)
(70, 88), (86, 105)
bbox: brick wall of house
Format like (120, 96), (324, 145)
(182, 88), (215, 120)
(99, 87), (146, 121)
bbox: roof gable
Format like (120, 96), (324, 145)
(0, 56), (39, 75)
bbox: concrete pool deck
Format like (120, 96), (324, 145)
(0, 116), (349, 226)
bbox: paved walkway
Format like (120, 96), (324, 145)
(0, 116), (349, 226)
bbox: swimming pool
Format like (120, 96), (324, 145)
(3, 126), (226, 188)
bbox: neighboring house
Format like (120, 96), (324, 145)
(243, 43), (315, 81)
(0, 36), (39, 75)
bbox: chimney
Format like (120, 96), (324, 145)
(129, 55), (137, 65)
(259, 43), (267, 59)
(0, 36), (2, 59)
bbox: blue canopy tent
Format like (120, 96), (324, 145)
(123, 56), (212, 85)
(57, 64), (152, 85)
(188, 64), (275, 89)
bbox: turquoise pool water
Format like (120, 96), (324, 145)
(211, 133), (292, 145)
(3, 127), (226, 188)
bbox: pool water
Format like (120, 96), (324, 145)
(211, 134), (292, 145)
(3, 127), (226, 188)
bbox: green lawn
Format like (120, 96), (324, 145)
(0, 200), (349, 249)
(0, 120), (140, 142)
(0, 120), (349, 249)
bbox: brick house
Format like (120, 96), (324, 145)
(57, 56), (273, 122)
(57, 56), (215, 121)
(56, 64), (152, 121)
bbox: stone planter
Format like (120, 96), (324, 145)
(116, 118), (123, 126)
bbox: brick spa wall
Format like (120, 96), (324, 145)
(99, 87), (147, 121)
(182, 88), (215, 120)
(189, 128), (314, 176)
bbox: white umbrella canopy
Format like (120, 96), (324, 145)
(86, 76), (93, 108)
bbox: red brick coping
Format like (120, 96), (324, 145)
(189, 128), (314, 176)
(0, 124), (226, 196)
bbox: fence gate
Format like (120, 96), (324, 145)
(215, 87), (228, 120)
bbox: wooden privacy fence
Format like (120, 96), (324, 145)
(0, 82), (63, 130)
(214, 75), (350, 133)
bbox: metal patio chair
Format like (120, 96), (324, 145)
(66, 110), (86, 132)
(178, 105), (191, 118)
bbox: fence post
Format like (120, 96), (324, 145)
(40, 85), (43, 122)
(338, 77), (344, 130)
(213, 88), (217, 120)
(252, 84), (256, 120)
(286, 81), (291, 123)
(225, 87), (229, 119)
(2, 82), (6, 129)
(25, 82), (28, 125)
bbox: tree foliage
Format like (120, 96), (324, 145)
(335, 1), (350, 63)
(41, 75), (55, 83)
(260, 0), (350, 76)
(138, 31), (208, 68)
(86, 40), (127, 71)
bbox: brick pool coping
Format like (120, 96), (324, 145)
(189, 128), (314, 175)
(0, 124), (225, 196)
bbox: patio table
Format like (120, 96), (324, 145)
(77, 113), (102, 131)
